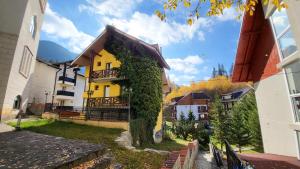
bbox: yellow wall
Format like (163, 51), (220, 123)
(84, 49), (121, 98)
(155, 106), (163, 132)
(84, 49), (163, 131)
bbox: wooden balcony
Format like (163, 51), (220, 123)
(91, 69), (124, 82)
(87, 97), (129, 109)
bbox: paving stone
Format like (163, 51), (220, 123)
(0, 131), (106, 169)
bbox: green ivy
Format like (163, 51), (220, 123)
(105, 38), (163, 145)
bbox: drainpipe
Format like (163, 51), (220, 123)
(62, 63), (67, 84)
(52, 68), (62, 110)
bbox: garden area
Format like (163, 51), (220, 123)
(8, 119), (188, 169)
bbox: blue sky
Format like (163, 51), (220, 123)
(40, 0), (241, 85)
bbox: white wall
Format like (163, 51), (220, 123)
(74, 75), (85, 107)
(0, 0), (46, 120)
(254, 71), (298, 157)
(176, 105), (206, 120)
(29, 61), (57, 104)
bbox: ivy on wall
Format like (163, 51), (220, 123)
(105, 37), (163, 145)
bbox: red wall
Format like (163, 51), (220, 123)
(249, 20), (281, 83)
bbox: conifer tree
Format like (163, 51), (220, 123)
(211, 94), (230, 150)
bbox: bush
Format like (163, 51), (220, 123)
(174, 112), (197, 140)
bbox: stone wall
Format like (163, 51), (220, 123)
(161, 140), (199, 169)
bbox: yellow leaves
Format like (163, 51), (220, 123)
(183, 0), (191, 7)
(187, 18), (193, 25)
(164, 75), (249, 103)
(156, 0), (288, 25)
(155, 10), (166, 21)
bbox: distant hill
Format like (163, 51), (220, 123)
(37, 40), (77, 64)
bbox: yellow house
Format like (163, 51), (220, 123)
(71, 25), (171, 139)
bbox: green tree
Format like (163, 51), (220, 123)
(230, 102), (251, 153)
(210, 94), (230, 150)
(229, 92), (263, 152)
(106, 43), (163, 145)
(245, 93), (263, 151)
(175, 111), (196, 140)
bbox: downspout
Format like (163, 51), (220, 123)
(52, 68), (62, 109)
(62, 63), (67, 84)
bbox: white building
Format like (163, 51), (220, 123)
(27, 41), (85, 115)
(174, 92), (210, 121)
(0, 0), (47, 121)
(232, 0), (300, 160)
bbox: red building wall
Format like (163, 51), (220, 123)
(249, 21), (281, 83)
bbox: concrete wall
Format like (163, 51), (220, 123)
(74, 75), (85, 107)
(28, 61), (57, 104)
(0, 0), (46, 121)
(254, 71), (297, 157)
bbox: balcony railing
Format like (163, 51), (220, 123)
(57, 90), (74, 97)
(58, 76), (75, 84)
(87, 97), (129, 108)
(91, 69), (122, 81)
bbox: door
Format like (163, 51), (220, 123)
(106, 63), (112, 70)
(104, 85), (110, 97)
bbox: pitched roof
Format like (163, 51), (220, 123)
(222, 87), (251, 102)
(191, 92), (210, 100)
(71, 25), (170, 69)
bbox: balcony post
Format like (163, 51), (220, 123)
(87, 50), (95, 120)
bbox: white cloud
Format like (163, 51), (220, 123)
(166, 55), (204, 74)
(216, 8), (240, 21)
(42, 5), (94, 53)
(79, 0), (143, 18)
(169, 73), (196, 84)
(100, 12), (212, 46)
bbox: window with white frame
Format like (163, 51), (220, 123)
(271, 8), (300, 123)
(19, 46), (33, 78)
(271, 9), (298, 59)
(296, 131), (300, 155)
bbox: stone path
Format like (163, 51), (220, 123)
(0, 123), (15, 133)
(194, 151), (226, 169)
(0, 131), (109, 169)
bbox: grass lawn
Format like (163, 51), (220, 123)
(8, 119), (188, 169)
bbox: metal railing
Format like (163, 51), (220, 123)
(225, 140), (254, 169)
(88, 97), (129, 108)
(56, 90), (74, 97)
(211, 144), (224, 168)
(91, 69), (119, 79)
(58, 76), (75, 83)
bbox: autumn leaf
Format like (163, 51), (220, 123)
(187, 18), (193, 25)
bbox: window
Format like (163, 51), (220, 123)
(285, 61), (300, 94)
(104, 85), (110, 97)
(13, 95), (22, 109)
(271, 9), (298, 59)
(292, 96), (300, 122)
(198, 105), (207, 113)
(29, 15), (37, 38)
(106, 63), (112, 70)
(19, 46), (33, 78)
(297, 131), (300, 156)
(95, 85), (99, 90)
(97, 62), (101, 66)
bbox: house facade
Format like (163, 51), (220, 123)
(175, 92), (210, 121)
(232, 0), (300, 159)
(221, 88), (251, 111)
(71, 25), (170, 133)
(0, 0), (47, 121)
(27, 41), (85, 115)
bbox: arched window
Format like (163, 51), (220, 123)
(13, 95), (22, 109)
